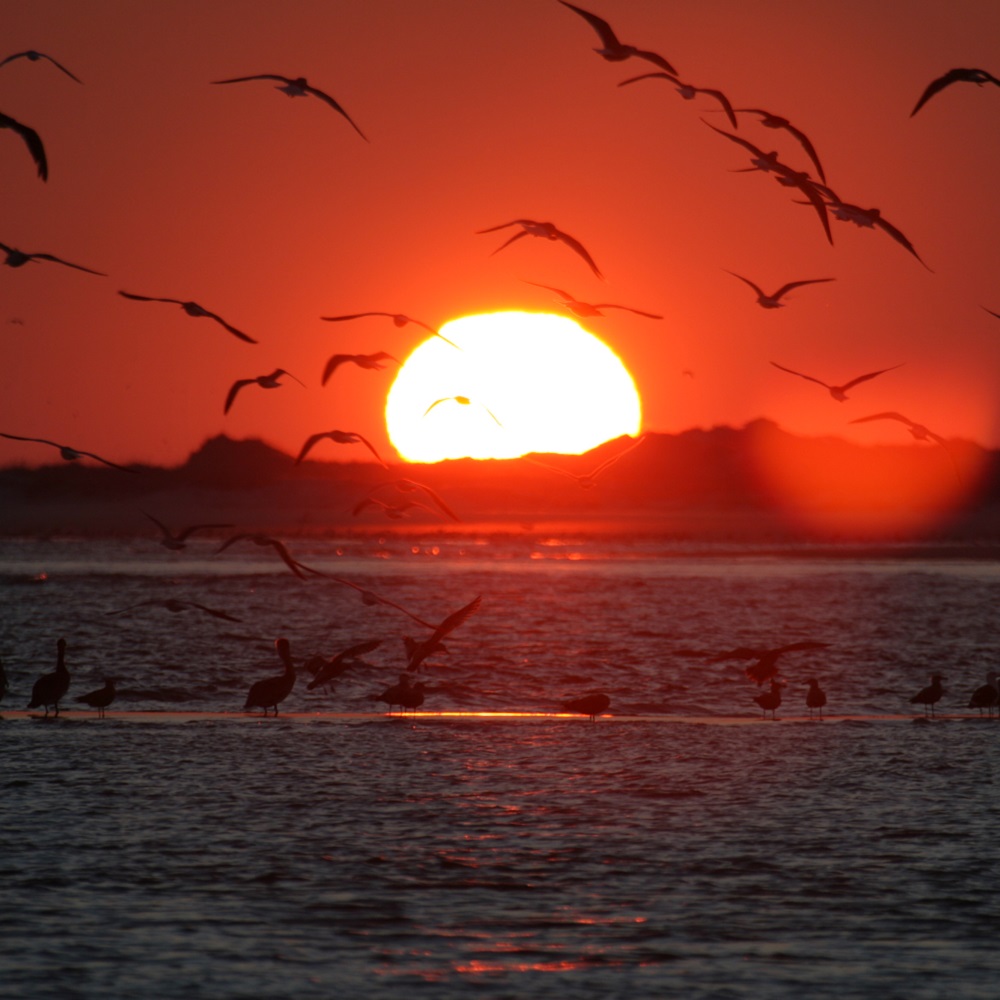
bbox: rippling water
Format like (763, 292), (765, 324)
(2, 535), (999, 998)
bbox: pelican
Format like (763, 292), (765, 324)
(118, 291), (257, 344)
(911, 68), (1000, 116)
(1, 240), (103, 274)
(244, 638), (297, 716)
(142, 511), (234, 550)
(562, 692), (610, 721)
(215, 532), (324, 580)
(0, 432), (138, 472)
(805, 678), (827, 719)
(732, 108), (826, 182)
(0, 111), (47, 179)
(212, 74), (367, 140)
(558, 1), (676, 75)
(754, 679), (784, 720)
(363, 478), (460, 522)
(522, 280), (661, 318)
(406, 595), (482, 673)
(295, 429), (389, 466)
(968, 672), (999, 718)
(423, 395), (502, 427)
(618, 71), (736, 128)
(26, 638), (69, 717)
(0, 50), (81, 82)
(910, 673), (945, 717)
(770, 361), (903, 401)
(223, 368), (304, 414)
(708, 641), (830, 686)
(106, 598), (242, 623)
(849, 412), (948, 447)
(306, 639), (383, 691)
(726, 272), (834, 308)
(75, 678), (117, 718)
(476, 219), (604, 279)
(525, 434), (646, 490)
(320, 351), (399, 386)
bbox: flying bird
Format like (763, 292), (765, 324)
(106, 598), (242, 623)
(805, 678), (827, 719)
(212, 74), (367, 140)
(118, 291), (257, 344)
(732, 107), (826, 182)
(215, 532), (325, 580)
(849, 412), (948, 446)
(306, 639), (383, 691)
(770, 361), (903, 401)
(618, 71), (737, 129)
(423, 395), (502, 427)
(320, 311), (459, 349)
(320, 351), (399, 386)
(406, 595), (483, 673)
(295, 429), (389, 467)
(910, 673), (945, 717)
(0, 50), (81, 82)
(708, 641), (830, 686)
(725, 272), (834, 308)
(75, 678), (117, 718)
(0, 432), (138, 472)
(558, 1), (677, 75)
(26, 638), (69, 718)
(352, 496), (445, 521)
(0, 111), (47, 179)
(1, 240), (104, 274)
(224, 368), (304, 414)
(244, 638), (297, 716)
(522, 280), (661, 318)
(910, 68), (1000, 116)
(142, 512), (234, 550)
(525, 434), (646, 489)
(477, 219), (604, 279)
(562, 692), (611, 721)
(363, 478), (461, 522)
(753, 679), (784, 720)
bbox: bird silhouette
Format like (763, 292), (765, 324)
(106, 598), (242, 623)
(320, 312), (459, 349)
(26, 638), (70, 717)
(0, 50), (81, 82)
(75, 678), (117, 718)
(0, 432), (138, 472)
(295, 429), (389, 466)
(911, 68), (1000, 116)
(708, 641), (829, 686)
(967, 672), (999, 718)
(732, 107), (826, 182)
(562, 692), (610, 720)
(753, 679), (784, 719)
(306, 640), (383, 691)
(1, 240), (104, 274)
(371, 674), (426, 715)
(118, 291), (257, 343)
(215, 532), (325, 580)
(224, 368), (304, 414)
(770, 361), (903, 401)
(361, 478), (461, 522)
(558, 2), (677, 75)
(0, 111), (47, 179)
(142, 512), (234, 550)
(320, 351), (399, 386)
(244, 638), (297, 715)
(805, 678), (827, 719)
(910, 674), (945, 717)
(618, 71), (736, 128)
(849, 412), (948, 447)
(423, 396), (502, 427)
(406, 595), (482, 673)
(477, 219), (604, 279)
(522, 280), (661, 318)
(525, 435), (646, 489)
(726, 272), (834, 308)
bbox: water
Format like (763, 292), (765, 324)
(2, 535), (999, 998)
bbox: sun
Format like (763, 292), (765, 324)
(384, 311), (642, 463)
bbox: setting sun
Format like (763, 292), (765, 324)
(384, 311), (641, 462)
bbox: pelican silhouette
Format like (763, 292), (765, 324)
(726, 272), (834, 308)
(522, 280), (661, 318)
(0, 50), (81, 82)
(0, 111), (47, 179)
(75, 678), (117, 718)
(1, 240), (103, 274)
(911, 68), (1000, 116)
(244, 638), (297, 716)
(770, 361), (903, 401)
(618, 71), (736, 128)
(0, 432), (138, 472)
(295, 429), (389, 466)
(320, 351), (399, 386)
(558, 2), (677, 75)
(119, 291), (257, 344)
(477, 220), (604, 279)
(223, 368), (304, 414)
(26, 638), (69, 717)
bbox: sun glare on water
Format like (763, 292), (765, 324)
(385, 311), (642, 463)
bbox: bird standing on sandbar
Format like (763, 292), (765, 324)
(910, 673), (945, 717)
(224, 368), (304, 414)
(75, 678), (117, 718)
(26, 638), (70, 718)
(967, 672), (998, 718)
(754, 679), (784, 720)
(805, 678), (827, 719)
(562, 692), (610, 721)
(244, 638), (297, 716)
(371, 674), (425, 715)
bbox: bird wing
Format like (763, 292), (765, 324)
(849, 412), (914, 427)
(199, 309), (257, 344)
(428, 595), (483, 646)
(423, 398), (449, 417)
(780, 172), (833, 245)
(840, 365), (904, 391)
(870, 214), (929, 269)
(553, 228), (604, 279)
(770, 361), (830, 389)
(475, 220), (531, 235)
(632, 49), (678, 76)
(77, 449), (138, 473)
(211, 73), (292, 85)
(190, 603), (243, 622)
(320, 312), (388, 322)
(321, 354), (353, 385)
(910, 68), (984, 116)
(119, 290), (177, 303)
(486, 230), (530, 256)
(41, 53), (82, 82)
(558, 2), (622, 49)
(174, 522), (234, 541)
(725, 271), (765, 298)
(352, 433), (389, 467)
(0, 112), (47, 180)
(777, 120), (826, 183)
(299, 82), (368, 141)
(295, 432), (328, 464)
(589, 434), (647, 478)
(32, 253), (106, 276)
(1, 432), (60, 446)
(771, 278), (835, 300)
(410, 483), (461, 522)
(223, 379), (253, 414)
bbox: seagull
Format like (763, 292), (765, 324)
(306, 640), (383, 691)
(211, 74), (367, 140)
(708, 641), (830, 686)
(423, 396), (502, 427)
(522, 280), (661, 318)
(725, 272), (834, 308)
(319, 311), (460, 349)
(967, 672), (999, 718)
(982, 307), (1000, 320)
(352, 496), (445, 521)
(0, 657), (9, 704)
(753, 679), (784, 720)
(525, 434), (646, 489)
(223, 368), (304, 414)
(1, 111), (47, 179)
(770, 362), (903, 401)
(142, 511), (234, 550)
(118, 291), (257, 344)
(1, 240), (104, 274)
(562, 692), (610, 721)
(0, 50), (82, 82)
(371, 674), (425, 715)
(215, 532), (325, 580)
(848, 412), (948, 447)
(26, 638), (69, 718)
(75, 678), (117, 718)
(0, 432), (138, 472)
(320, 351), (399, 386)
(295, 429), (389, 466)
(910, 673), (945, 717)
(244, 638), (297, 716)
(911, 68), (1000, 116)
(362, 478), (460, 522)
(805, 678), (827, 719)
(732, 108), (826, 182)
(106, 598), (242, 623)
(618, 71), (737, 129)
(406, 595), (482, 673)
(558, 1), (677, 75)
(477, 220), (604, 279)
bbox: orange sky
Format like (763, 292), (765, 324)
(2, 0), (999, 470)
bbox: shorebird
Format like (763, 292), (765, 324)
(477, 220), (604, 279)
(423, 395), (502, 427)
(362, 478), (460, 522)
(709, 641), (830, 686)
(562, 692), (610, 720)
(911, 68), (1000, 116)
(968, 672), (999, 718)
(805, 678), (827, 719)
(244, 638), (297, 716)
(223, 368), (304, 414)
(754, 679), (784, 720)
(106, 598), (242, 623)
(910, 673), (945, 717)
(0, 432), (138, 472)
(525, 434), (646, 489)
(849, 412), (948, 447)
(770, 362), (903, 401)
(1, 111), (47, 179)
(320, 351), (399, 386)
(732, 107), (826, 182)
(26, 638), (69, 718)
(0, 50), (82, 82)
(75, 678), (117, 718)
(212, 74), (367, 140)
(1, 240), (103, 274)
(726, 272), (834, 308)
(372, 674), (425, 715)
(142, 511), (234, 550)
(522, 280), (661, 318)
(558, 1), (677, 75)
(295, 429), (389, 466)
(215, 532), (325, 580)
(118, 291), (257, 344)
(618, 71), (736, 128)
(306, 639), (383, 691)
(406, 595), (483, 673)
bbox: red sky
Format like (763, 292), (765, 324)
(2, 0), (999, 470)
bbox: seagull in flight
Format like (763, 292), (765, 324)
(119, 291), (257, 344)
(306, 639), (383, 691)
(558, 2), (677, 75)
(0, 50), (82, 82)
(477, 220), (604, 279)
(0, 432), (137, 472)
(726, 272), (834, 308)
(423, 395), (503, 427)
(320, 312), (459, 349)
(224, 368), (304, 414)
(295, 429), (389, 466)
(215, 532), (325, 580)
(523, 280), (661, 318)
(708, 641), (830, 686)
(211, 74), (367, 140)
(320, 351), (399, 386)
(849, 412), (948, 446)
(1, 240), (104, 275)
(525, 434), (645, 489)
(770, 362), (903, 401)
(618, 72), (737, 129)
(406, 595), (483, 673)
(106, 598), (242, 623)
(732, 108), (826, 182)
(142, 511), (234, 550)
(911, 68), (1000, 116)
(0, 112), (47, 181)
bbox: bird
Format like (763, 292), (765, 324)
(0, 657), (9, 705)
(562, 692), (610, 721)
(525, 435), (646, 489)
(75, 678), (117, 718)
(1, 111), (48, 180)
(306, 640), (383, 691)
(558, 1), (677, 75)
(1, 240), (104, 274)
(215, 532), (325, 580)
(911, 68), (1000, 116)
(142, 511), (234, 550)
(732, 107), (826, 182)
(211, 74), (367, 140)
(725, 272), (834, 308)
(708, 641), (830, 686)
(982, 307), (1000, 321)
(371, 674), (426, 715)
(522, 280), (661, 319)
(118, 291), (257, 344)
(106, 598), (242, 623)
(319, 312), (459, 349)
(26, 638), (70, 718)
(770, 361), (904, 401)
(910, 673), (945, 717)
(618, 71), (737, 128)
(476, 220), (604, 279)
(362, 478), (461, 522)
(244, 638), (297, 716)
(849, 412), (948, 447)
(805, 678), (827, 719)
(321, 351), (399, 386)
(423, 396), (502, 427)
(224, 368), (304, 414)
(352, 496), (445, 521)
(0, 432), (138, 472)
(967, 672), (999, 718)
(0, 50), (82, 82)
(406, 595), (482, 673)
(295, 429), (389, 466)
(753, 679), (784, 720)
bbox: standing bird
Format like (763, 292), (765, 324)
(244, 638), (297, 716)
(558, 1), (677, 75)
(805, 678), (827, 719)
(911, 68), (1000, 116)
(118, 291), (257, 344)
(223, 368), (304, 414)
(733, 107), (826, 182)
(770, 361), (903, 402)
(406, 595), (482, 673)
(372, 674), (426, 715)
(967, 672), (999, 718)
(0, 657), (9, 705)
(75, 678), (117, 719)
(1, 240), (104, 275)
(726, 271), (834, 308)
(477, 219), (604, 279)
(143, 511), (234, 550)
(0, 50), (82, 82)
(562, 692), (610, 721)
(295, 429), (389, 467)
(753, 679), (784, 720)
(910, 673), (945, 717)
(26, 638), (70, 718)
(321, 351), (399, 386)
(522, 280), (661, 319)
(618, 71), (737, 128)
(1, 111), (47, 180)
(0, 432), (138, 472)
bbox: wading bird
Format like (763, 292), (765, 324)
(754, 679), (784, 720)
(26, 638), (69, 718)
(118, 291), (257, 343)
(244, 638), (297, 716)
(143, 512), (234, 550)
(75, 678), (117, 718)
(0, 50), (81, 82)
(224, 368), (304, 414)
(522, 280), (662, 319)
(558, 1), (677, 75)
(371, 674), (426, 715)
(0, 432), (138, 472)
(477, 219), (604, 279)
(295, 429), (389, 467)
(619, 71), (736, 128)
(910, 673), (945, 717)
(562, 692), (611, 721)
(0, 111), (47, 179)
(320, 351), (399, 386)
(911, 67), (1000, 116)
(1, 240), (103, 274)
(805, 678), (827, 719)
(726, 272), (834, 308)
(770, 362), (903, 401)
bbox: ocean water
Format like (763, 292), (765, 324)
(2, 534), (999, 999)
